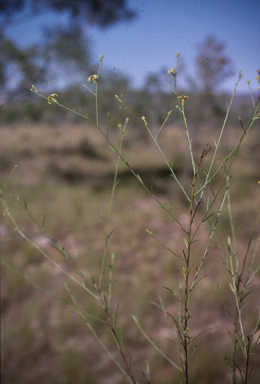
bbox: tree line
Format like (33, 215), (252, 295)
(1, 0), (241, 127)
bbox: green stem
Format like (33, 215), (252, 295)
(98, 124), (126, 289)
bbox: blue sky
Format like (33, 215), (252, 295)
(5, 0), (260, 93)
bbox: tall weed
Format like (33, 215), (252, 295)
(1, 55), (260, 384)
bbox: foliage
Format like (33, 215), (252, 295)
(0, 0), (136, 27)
(194, 35), (235, 94)
(186, 35), (236, 130)
(0, 33), (46, 104)
(0, 0), (135, 107)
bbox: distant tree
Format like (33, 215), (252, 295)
(0, 33), (46, 105)
(0, 0), (135, 29)
(142, 72), (169, 135)
(194, 35), (235, 95)
(187, 35), (235, 128)
(40, 26), (92, 89)
(0, 0), (136, 108)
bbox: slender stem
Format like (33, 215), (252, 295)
(183, 172), (197, 384)
(98, 125), (126, 289)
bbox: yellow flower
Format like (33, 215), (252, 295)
(256, 72), (260, 89)
(47, 93), (58, 104)
(177, 95), (189, 101)
(87, 74), (99, 83)
(167, 67), (176, 75)
(3, 207), (11, 216)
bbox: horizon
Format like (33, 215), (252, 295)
(3, 0), (260, 94)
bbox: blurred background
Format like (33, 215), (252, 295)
(1, 1), (260, 383)
(1, 0), (260, 126)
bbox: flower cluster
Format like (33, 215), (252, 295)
(47, 93), (58, 104)
(167, 67), (177, 76)
(87, 74), (99, 84)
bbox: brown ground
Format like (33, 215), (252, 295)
(1, 121), (260, 384)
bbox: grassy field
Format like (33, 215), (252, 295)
(1, 121), (260, 384)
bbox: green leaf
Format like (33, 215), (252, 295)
(113, 304), (120, 327)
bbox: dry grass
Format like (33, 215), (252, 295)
(1, 122), (260, 384)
